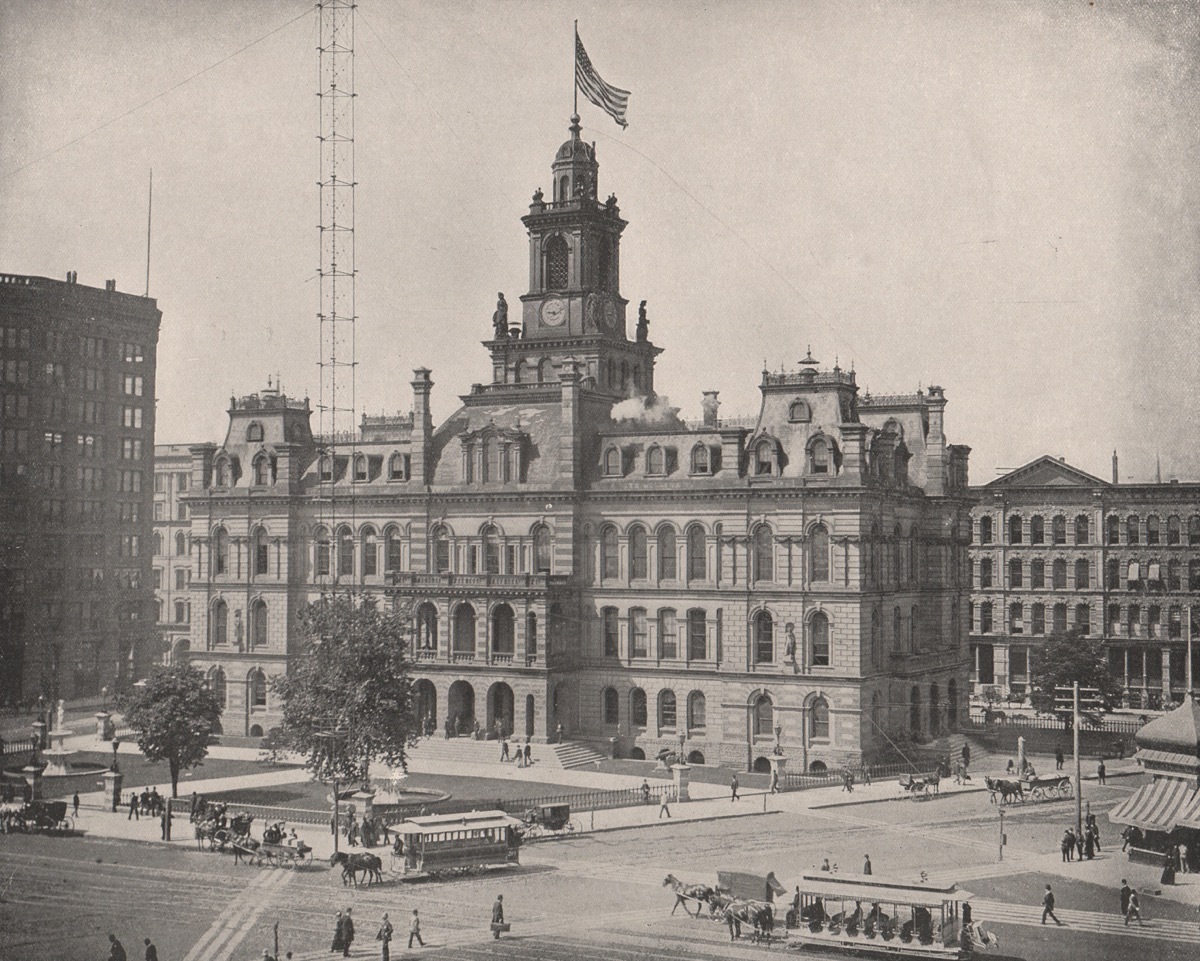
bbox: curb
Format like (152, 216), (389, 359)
(582, 805), (781, 836)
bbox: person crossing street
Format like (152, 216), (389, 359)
(1041, 885), (1062, 925)
(407, 909), (425, 949)
(376, 912), (393, 960)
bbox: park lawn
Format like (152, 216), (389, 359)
(208, 772), (597, 811)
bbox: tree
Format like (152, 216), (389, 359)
(122, 665), (222, 797)
(1030, 629), (1124, 719)
(272, 593), (416, 783)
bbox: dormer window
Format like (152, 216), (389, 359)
(214, 458), (230, 487)
(353, 454), (368, 482)
(246, 421), (264, 443)
(646, 444), (665, 476)
(754, 440), (774, 476)
(788, 399), (811, 423)
(810, 438), (831, 474)
(252, 454), (272, 486)
(603, 446), (622, 477)
(319, 455), (333, 482)
(388, 452), (408, 481)
(690, 443), (710, 475)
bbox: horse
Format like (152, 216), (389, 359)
(193, 818), (219, 851)
(984, 776), (1024, 805)
(232, 836), (261, 866)
(663, 874), (716, 917)
(724, 899), (775, 944)
(331, 851), (384, 887)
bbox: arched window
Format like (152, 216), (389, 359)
(1052, 515), (1066, 544)
(687, 609), (707, 660)
(870, 607), (880, 665)
(602, 687), (619, 725)
(1075, 559), (1089, 589)
(545, 235), (568, 289)
(690, 443), (710, 475)
(1008, 514), (1022, 543)
(175, 531), (186, 556)
(153, 531), (163, 555)
(601, 606), (619, 657)
(319, 455), (333, 482)
(809, 524), (830, 582)
(213, 528), (229, 575)
(215, 458), (230, 487)
(809, 437), (831, 475)
(809, 697), (830, 740)
(211, 599), (228, 646)
(246, 422), (264, 442)
(388, 453), (406, 481)
(337, 527), (354, 577)
(603, 446), (622, 477)
(810, 611), (831, 666)
(482, 525), (500, 574)
(1009, 602), (1024, 634)
(630, 607), (648, 657)
(208, 668), (226, 707)
(646, 445), (665, 475)
(385, 527), (402, 573)
(755, 439), (775, 476)
(1106, 515), (1120, 544)
(453, 604), (476, 654)
(249, 669), (267, 709)
(754, 611), (774, 663)
(657, 525), (677, 580)
(1030, 559), (1043, 588)
(746, 525), (771, 582)
(1009, 558), (1023, 588)
(753, 695), (773, 737)
(492, 604), (515, 654)
(526, 612), (538, 655)
(253, 455), (271, 486)
(630, 688), (647, 727)
(909, 605), (918, 650)
(250, 599), (267, 648)
(252, 527), (268, 576)
(1127, 515), (1140, 544)
(353, 455), (368, 482)
(533, 525), (552, 573)
(629, 524), (648, 579)
(361, 527), (378, 577)
(314, 526), (331, 576)
(979, 515), (993, 544)
(1075, 603), (1091, 634)
(659, 609), (678, 659)
(1032, 602), (1046, 635)
(416, 603), (437, 650)
(659, 690), (677, 729)
(600, 525), (619, 579)
(980, 601), (993, 633)
(432, 525), (450, 573)
(686, 525), (706, 580)
(687, 691), (706, 730)
(1167, 515), (1181, 545)
(929, 682), (941, 736)
(1030, 515), (1045, 544)
(1075, 514), (1089, 544)
(1053, 602), (1068, 635)
(1147, 515), (1161, 545)
(909, 686), (921, 737)
(1053, 558), (1067, 589)
(1191, 516), (1200, 545)
(788, 399), (811, 422)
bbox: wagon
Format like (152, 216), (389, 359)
(12, 800), (73, 834)
(258, 840), (314, 868)
(517, 802), (580, 839)
(1020, 773), (1073, 802)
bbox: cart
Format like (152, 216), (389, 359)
(1020, 773), (1073, 802)
(517, 802), (580, 839)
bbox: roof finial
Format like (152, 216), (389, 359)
(799, 346), (819, 366)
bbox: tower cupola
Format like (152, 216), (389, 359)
(552, 114), (598, 203)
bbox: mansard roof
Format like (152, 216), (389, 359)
(981, 455), (1110, 490)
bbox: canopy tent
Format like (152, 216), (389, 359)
(1108, 777), (1198, 832)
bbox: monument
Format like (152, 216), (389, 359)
(40, 699), (76, 778)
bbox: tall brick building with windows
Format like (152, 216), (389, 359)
(0, 272), (161, 704)
(185, 118), (973, 769)
(968, 456), (1200, 707)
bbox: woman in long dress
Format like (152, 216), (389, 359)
(331, 911), (345, 953)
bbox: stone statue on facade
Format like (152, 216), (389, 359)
(492, 293), (509, 338)
(636, 301), (649, 343)
(234, 608), (244, 652)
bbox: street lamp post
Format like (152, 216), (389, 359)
(315, 727), (350, 855)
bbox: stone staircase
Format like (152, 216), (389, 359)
(550, 740), (610, 769)
(402, 735), (609, 771)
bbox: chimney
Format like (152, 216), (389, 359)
(65, 271), (77, 284)
(840, 423), (867, 483)
(105, 279), (116, 292)
(701, 390), (720, 427)
(410, 369), (434, 484)
(924, 385), (948, 496)
(1112, 450), (1119, 484)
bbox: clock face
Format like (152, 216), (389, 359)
(603, 297), (618, 331)
(541, 297), (566, 327)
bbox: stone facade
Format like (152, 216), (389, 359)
(152, 444), (194, 666)
(182, 119), (973, 768)
(0, 272), (161, 702)
(969, 456), (1200, 708)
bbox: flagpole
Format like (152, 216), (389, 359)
(573, 21), (578, 115)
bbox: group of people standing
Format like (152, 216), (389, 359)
(1059, 814), (1102, 861)
(499, 736), (534, 767)
(333, 811), (391, 849)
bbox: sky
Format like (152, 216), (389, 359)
(2, 0), (1197, 483)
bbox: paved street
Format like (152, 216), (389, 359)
(4, 773), (1199, 961)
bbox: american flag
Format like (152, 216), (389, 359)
(575, 33), (630, 129)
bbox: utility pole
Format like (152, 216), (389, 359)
(999, 807), (1005, 862)
(1073, 681), (1082, 840)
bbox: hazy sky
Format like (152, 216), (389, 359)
(2, 0), (1197, 483)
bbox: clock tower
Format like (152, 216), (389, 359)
(481, 115), (659, 399)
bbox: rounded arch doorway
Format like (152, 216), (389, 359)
(488, 681), (515, 737)
(414, 679), (437, 734)
(448, 680), (475, 735)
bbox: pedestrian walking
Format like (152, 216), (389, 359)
(107, 934), (128, 961)
(523, 741), (532, 766)
(408, 909), (424, 949)
(160, 807), (171, 841)
(491, 894), (505, 939)
(861, 766), (872, 787)
(143, 937), (158, 961)
(842, 771), (854, 793)
(331, 911), (345, 954)
(1121, 825), (1134, 851)
(1119, 879), (1131, 917)
(770, 770), (779, 794)
(128, 793), (139, 820)
(1180, 842), (1189, 873)
(1097, 760), (1107, 785)
(342, 908), (355, 957)
(500, 737), (510, 763)
(961, 743), (970, 770)
(641, 779), (651, 804)
(730, 774), (739, 802)
(1060, 829), (1074, 862)
(1125, 889), (1143, 926)
(376, 912), (393, 961)
(659, 789), (672, 819)
(863, 854), (872, 875)
(820, 858), (832, 872)
(1041, 885), (1062, 925)
(1055, 747), (1064, 771)
(72, 792), (80, 818)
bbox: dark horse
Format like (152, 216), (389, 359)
(331, 850), (384, 887)
(984, 776), (1025, 804)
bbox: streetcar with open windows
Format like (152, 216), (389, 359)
(391, 810), (523, 879)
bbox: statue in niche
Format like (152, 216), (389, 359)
(492, 293), (509, 338)
(234, 608), (244, 652)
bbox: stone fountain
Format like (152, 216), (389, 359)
(40, 699), (76, 778)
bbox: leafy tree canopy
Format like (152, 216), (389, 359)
(272, 594), (416, 783)
(1030, 629), (1124, 719)
(122, 665), (223, 797)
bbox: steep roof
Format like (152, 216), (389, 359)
(1135, 696), (1200, 757)
(980, 455), (1110, 490)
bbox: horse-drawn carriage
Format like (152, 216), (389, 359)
(898, 773), (940, 800)
(391, 810), (522, 881)
(662, 870), (782, 944)
(516, 802), (579, 839)
(7, 799), (73, 834)
(984, 773), (1072, 805)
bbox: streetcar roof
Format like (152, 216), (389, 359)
(789, 873), (974, 903)
(399, 810), (521, 833)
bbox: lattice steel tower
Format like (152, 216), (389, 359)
(317, 0), (357, 566)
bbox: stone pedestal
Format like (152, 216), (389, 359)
(103, 769), (124, 813)
(41, 729), (74, 778)
(32, 720), (47, 750)
(22, 764), (44, 802)
(1017, 735), (1027, 775)
(353, 789), (376, 822)
(768, 755), (789, 779)
(95, 711), (112, 741)
(672, 763), (692, 802)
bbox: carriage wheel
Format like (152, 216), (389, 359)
(1060, 781), (1073, 799)
(61, 817), (74, 833)
(568, 819), (581, 834)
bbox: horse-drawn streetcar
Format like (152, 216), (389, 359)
(392, 810), (522, 880)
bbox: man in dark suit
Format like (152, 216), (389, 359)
(492, 895), (505, 939)
(342, 908), (355, 957)
(143, 937), (158, 961)
(1119, 879), (1131, 916)
(107, 934), (127, 961)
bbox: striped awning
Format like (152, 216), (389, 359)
(1172, 785), (1200, 830)
(1109, 777), (1197, 832)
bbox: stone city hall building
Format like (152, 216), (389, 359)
(182, 118), (973, 770)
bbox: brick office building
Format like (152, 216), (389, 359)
(152, 443), (194, 667)
(0, 272), (161, 703)
(184, 118), (973, 769)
